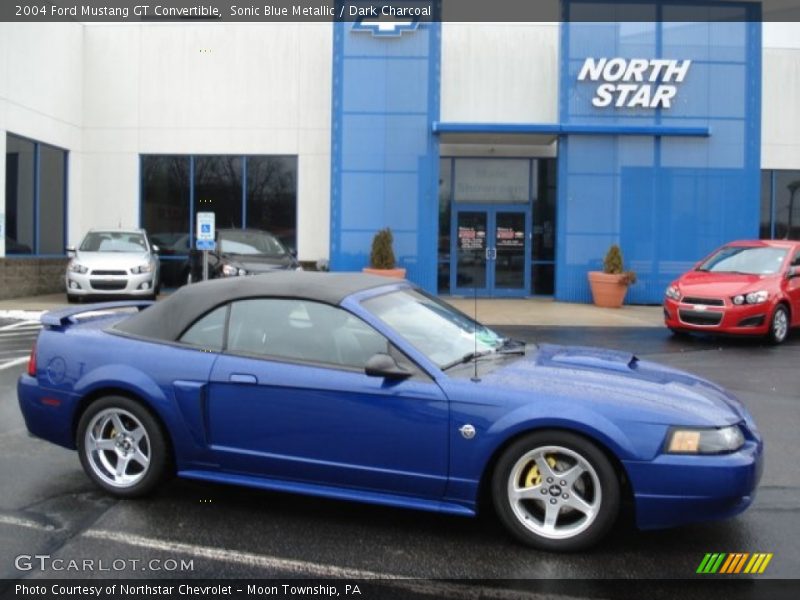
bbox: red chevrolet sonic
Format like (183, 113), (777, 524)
(664, 240), (800, 344)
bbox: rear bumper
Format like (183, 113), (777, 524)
(624, 438), (763, 530)
(664, 298), (771, 336)
(17, 374), (77, 449)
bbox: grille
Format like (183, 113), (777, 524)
(681, 296), (724, 306)
(91, 270), (127, 276)
(679, 309), (723, 326)
(90, 280), (127, 291)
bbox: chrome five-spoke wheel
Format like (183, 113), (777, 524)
(507, 445), (601, 541)
(492, 430), (620, 551)
(77, 396), (169, 497)
(84, 408), (151, 488)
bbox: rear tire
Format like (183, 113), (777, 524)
(491, 430), (620, 552)
(767, 305), (790, 345)
(77, 396), (170, 498)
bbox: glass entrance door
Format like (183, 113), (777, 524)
(452, 206), (530, 297)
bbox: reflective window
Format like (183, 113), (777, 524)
(4, 133), (67, 256)
(142, 156), (190, 254)
(438, 159), (452, 294)
(4, 135), (36, 254)
(246, 156), (297, 252)
(453, 159), (529, 204)
(38, 144), (66, 255)
(179, 305), (228, 351)
(219, 229), (288, 257)
(227, 299), (388, 369)
(194, 156), (242, 230)
(760, 170), (800, 240)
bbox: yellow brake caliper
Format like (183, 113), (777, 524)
(524, 455), (558, 487)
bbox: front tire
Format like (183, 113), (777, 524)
(491, 430), (620, 552)
(77, 396), (170, 498)
(767, 305), (790, 345)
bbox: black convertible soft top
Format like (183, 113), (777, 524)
(113, 271), (401, 342)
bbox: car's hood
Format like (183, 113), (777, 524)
(222, 254), (294, 272)
(479, 344), (748, 426)
(676, 270), (778, 297)
(75, 251), (151, 268)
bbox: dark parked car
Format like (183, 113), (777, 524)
(187, 228), (300, 284)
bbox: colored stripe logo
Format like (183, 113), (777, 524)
(697, 553), (773, 574)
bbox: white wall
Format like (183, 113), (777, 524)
(0, 22), (83, 257)
(762, 24), (800, 170)
(79, 23), (332, 262)
(441, 23), (559, 124)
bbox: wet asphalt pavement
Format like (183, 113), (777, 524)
(0, 318), (797, 598)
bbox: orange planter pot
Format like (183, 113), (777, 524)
(588, 272), (630, 308)
(362, 267), (407, 279)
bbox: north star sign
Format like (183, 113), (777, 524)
(578, 57), (692, 108)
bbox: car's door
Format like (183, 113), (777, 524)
(206, 298), (450, 499)
(788, 248), (800, 325)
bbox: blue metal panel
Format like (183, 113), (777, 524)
(557, 1), (761, 304)
(330, 5), (441, 293)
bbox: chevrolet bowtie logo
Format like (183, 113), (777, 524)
(351, 15), (420, 37)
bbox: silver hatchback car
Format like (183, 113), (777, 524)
(66, 229), (160, 302)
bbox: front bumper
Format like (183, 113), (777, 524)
(664, 298), (771, 336)
(624, 438), (763, 530)
(66, 270), (156, 297)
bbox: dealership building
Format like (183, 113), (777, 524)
(1, 1), (799, 302)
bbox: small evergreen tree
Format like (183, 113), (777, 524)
(603, 244), (637, 285)
(370, 228), (396, 270)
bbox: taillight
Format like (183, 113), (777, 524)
(27, 343), (37, 377)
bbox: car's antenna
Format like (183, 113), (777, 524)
(471, 235), (481, 383)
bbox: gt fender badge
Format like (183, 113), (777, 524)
(459, 424), (476, 439)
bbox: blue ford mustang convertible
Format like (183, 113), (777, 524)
(18, 272), (762, 551)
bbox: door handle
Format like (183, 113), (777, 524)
(229, 373), (257, 384)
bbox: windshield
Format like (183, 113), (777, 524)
(219, 230), (287, 256)
(697, 246), (787, 275)
(362, 289), (508, 369)
(80, 232), (147, 253)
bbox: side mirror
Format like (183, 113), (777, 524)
(65, 245), (76, 255)
(152, 245), (160, 254)
(365, 352), (411, 380)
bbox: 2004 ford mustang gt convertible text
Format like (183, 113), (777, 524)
(18, 272), (762, 551)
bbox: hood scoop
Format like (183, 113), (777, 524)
(548, 347), (639, 373)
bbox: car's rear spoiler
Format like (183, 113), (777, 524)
(41, 301), (154, 328)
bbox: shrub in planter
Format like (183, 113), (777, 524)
(588, 244), (637, 308)
(363, 228), (406, 278)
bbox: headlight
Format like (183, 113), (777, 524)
(733, 295), (745, 305)
(221, 264), (245, 277)
(665, 285), (681, 301)
(131, 263), (153, 274)
(666, 425), (745, 454)
(744, 290), (768, 305)
(68, 262), (88, 274)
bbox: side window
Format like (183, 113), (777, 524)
(792, 251), (800, 267)
(178, 305), (228, 351)
(226, 298), (389, 369)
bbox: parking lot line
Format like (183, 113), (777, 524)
(0, 357), (29, 371)
(0, 321), (41, 332)
(0, 514), (55, 532)
(81, 529), (543, 599)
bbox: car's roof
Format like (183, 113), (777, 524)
(726, 239), (799, 248)
(113, 271), (401, 342)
